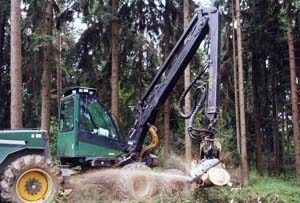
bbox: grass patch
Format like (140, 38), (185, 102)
(150, 174), (300, 203)
(202, 174), (300, 203)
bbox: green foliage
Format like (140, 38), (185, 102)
(118, 87), (136, 138)
(217, 110), (240, 167)
(50, 116), (59, 158)
(28, 33), (55, 52)
(217, 174), (300, 203)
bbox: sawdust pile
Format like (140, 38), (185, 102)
(66, 168), (193, 203)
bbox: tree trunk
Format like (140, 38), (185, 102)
(271, 62), (281, 175)
(163, 99), (170, 161)
(136, 3), (144, 100)
(56, 0), (62, 108)
(231, 0), (240, 154)
(163, 0), (171, 163)
(235, 0), (249, 186)
(252, 51), (263, 176)
(262, 63), (272, 175)
(10, 0), (23, 129)
(111, 0), (119, 127)
(0, 10), (6, 73)
(286, 7), (300, 181)
(183, 0), (192, 162)
(41, 0), (53, 133)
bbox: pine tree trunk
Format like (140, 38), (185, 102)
(163, 99), (170, 161)
(163, 0), (171, 163)
(231, 0), (240, 154)
(41, 0), (53, 133)
(0, 11), (6, 73)
(56, 0), (62, 108)
(286, 12), (300, 181)
(183, 0), (192, 162)
(136, 3), (144, 100)
(235, 0), (249, 185)
(271, 63), (281, 175)
(111, 0), (119, 126)
(10, 0), (23, 129)
(252, 52), (263, 176)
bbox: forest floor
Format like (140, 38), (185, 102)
(56, 170), (300, 203)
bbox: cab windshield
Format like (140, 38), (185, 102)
(79, 95), (119, 140)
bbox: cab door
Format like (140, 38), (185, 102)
(57, 95), (77, 157)
(76, 95), (123, 157)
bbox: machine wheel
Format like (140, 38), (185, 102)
(122, 162), (151, 171)
(0, 155), (63, 203)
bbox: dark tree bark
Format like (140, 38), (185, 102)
(56, 0), (62, 108)
(41, 0), (53, 133)
(251, 51), (264, 176)
(183, 0), (192, 162)
(163, 0), (171, 163)
(231, 0), (240, 154)
(236, 0), (249, 185)
(136, 2), (145, 99)
(0, 10), (6, 72)
(271, 62), (282, 175)
(10, 0), (23, 129)
(285, 2), (300, 181)
(111, 0), (119, 126)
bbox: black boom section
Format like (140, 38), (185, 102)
(125, 7), (220, 153)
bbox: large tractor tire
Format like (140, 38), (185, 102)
(0, 155), (63, 203)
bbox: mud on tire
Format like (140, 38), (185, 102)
(0, 155), (63, 203)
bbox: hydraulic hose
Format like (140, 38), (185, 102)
(187, 84), (213, 144)
(177, 64), (209, 119)
(140, 126), (159, 159)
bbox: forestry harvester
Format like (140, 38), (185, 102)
(0, 5), (228, 203)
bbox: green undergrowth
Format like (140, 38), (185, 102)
(190, 174), (300, 203)
(216, 174), (300, 203)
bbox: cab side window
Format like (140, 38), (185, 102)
(60, 98), (74, 132)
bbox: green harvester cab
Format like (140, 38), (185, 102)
(57, 87), (124, 167)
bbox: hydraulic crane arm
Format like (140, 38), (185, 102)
(124, 6), (220, 155)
